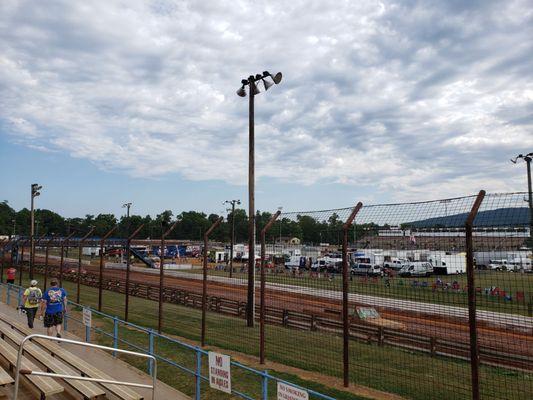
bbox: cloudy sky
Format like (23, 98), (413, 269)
(1, 0), (532, 217)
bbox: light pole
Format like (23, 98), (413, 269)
(122, 202), (132, 249)
(511, 153), (533, 249)
(224, 200), (241, 278)
(30, 183), (42, 280)
(237, 70), (282, 327)
(122, 202), (132, 219)
(11, 219), (16, 239)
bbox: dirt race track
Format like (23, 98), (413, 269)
(75, 262), (533, 363)
(18, 254), (533, 369)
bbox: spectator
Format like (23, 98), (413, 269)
(6, 266), (16, 284)
(38, 278), (68, 338)
(21, 279), (42, 328)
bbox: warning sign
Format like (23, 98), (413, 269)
(82, 307), (92, 327)
(208, 352), (231, 394)
(277, 382), (309, 400)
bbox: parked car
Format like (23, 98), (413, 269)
(351, 263), (383, 276)
(383, 258), (408, 271)
(399, 262), (433, 277)
(487, 259), (508, 271)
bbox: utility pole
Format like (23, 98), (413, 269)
(511, 153), (533, 249)
(224, 200), (241, 278)
(30, 183), (42, 280)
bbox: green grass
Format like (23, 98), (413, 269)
(12, 273), (532, 400)
(188, 268), (533, 315)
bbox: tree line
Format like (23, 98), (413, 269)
(0, 201), (375, 245)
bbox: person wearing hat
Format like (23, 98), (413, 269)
(21, 279), (42, 328)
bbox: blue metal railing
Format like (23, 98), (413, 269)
(0, 282), (337, 400)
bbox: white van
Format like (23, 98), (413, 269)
(399, 262), (433, 277)
(351, 263), (383, 276)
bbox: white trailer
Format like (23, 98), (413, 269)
(429, 253), (467, 274)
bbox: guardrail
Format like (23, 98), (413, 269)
(14, 333), (157, 400)
(0, 282), (336, 400)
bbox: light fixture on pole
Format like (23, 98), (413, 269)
(511, 153), (533, 249)
(236, 70), (283, 327)
(224, 199), (241, 278)
(30, 183), (42, 279)
(122, 202), (132, 238)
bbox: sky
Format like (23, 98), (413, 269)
(1, 0), (532, 218)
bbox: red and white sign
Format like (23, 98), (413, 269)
(277, 382), (309, 400)
(208, 352), (231, 394)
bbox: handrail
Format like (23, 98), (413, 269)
(1, 280), (346, 400)
(13, 333), (157, 400)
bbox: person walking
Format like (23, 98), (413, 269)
(38, 278), (68, 338)
(6, 266), (16, 284)
(21, 279), (42, 328)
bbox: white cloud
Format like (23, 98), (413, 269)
(0, 0), (532, 201)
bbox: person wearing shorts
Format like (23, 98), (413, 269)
(39, 279), (68, 338)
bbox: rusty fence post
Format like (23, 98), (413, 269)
(158, 221), (178, 333)
(260, 210), (281, 364)
(465, 190), (485, 400)
(125, 224), (144, 321)
(59, 231), (77, 288)
(201, 216), (223, 346)
(98, 226), (118, 312)
(30, 233), (47, 280)
(77, 228), (95, 304)
(43, 236), (56, 289)
(19, 240), (27, 286)
(342, 202), (363, 388)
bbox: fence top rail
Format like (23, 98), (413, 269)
(0, 281), (338, 400)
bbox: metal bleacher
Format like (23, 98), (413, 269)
(0, 312), (155, 399)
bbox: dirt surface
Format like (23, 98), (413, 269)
(25, 255), (533, 363)
(79, 263), (533, 361)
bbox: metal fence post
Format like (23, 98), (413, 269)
(77, 228), (95, 304)
(60, 232), (76, 288)
(125, 224), (144, 322)
(342, 202), (362, 387)
(7, 285), (11, 305)
(64, 312), (68, 331)
(195, 348), (202, 400)
(17, 287), (22, 307)
(465, 191), (485, 400)
(148, 329), (154, 375)
(85, 323), (91, 342)
(158, 221), (178, 333)
(98, 226), (117, 312)
(113, 316), (118, 357)
(262, 370), (269, 400)
(201, 217), (223, 347)
(260, 211), (281, 364)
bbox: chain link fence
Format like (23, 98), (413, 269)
(3, 192), (531, 399)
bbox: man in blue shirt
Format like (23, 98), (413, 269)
(38, 278), (68, 338)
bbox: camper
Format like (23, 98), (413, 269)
(399, 262), (433, 277)
(429, 253), (467, 275)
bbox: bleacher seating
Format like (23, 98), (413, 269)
(0, 313), (143, 400)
